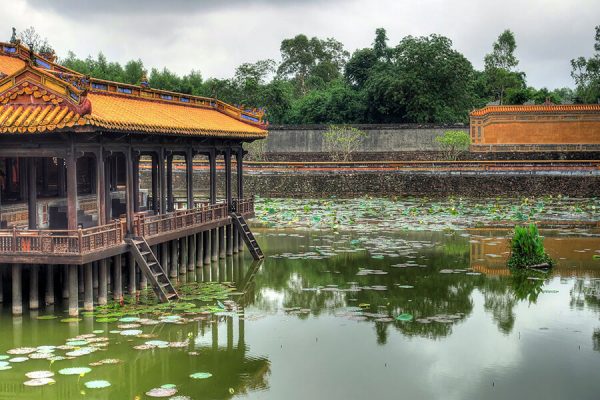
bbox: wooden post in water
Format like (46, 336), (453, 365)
(161, 242), (169, 275)
(113, 255), (122, 301)
(170, 240), (178, 279)
(226, 224), (233, 256)
(211, 229), (218, 261)
(92, 262), (99, 290)
(12, 264), (22, 315)
(203, 230), (211, 265)
(189, 234), (196, 270)
(45, 265), (54, 305)
(196, 232), (204, 267)
(237, 149), (245, 252)
(68, 265), (78, 317)
(128, 252), (137, 294)
(62, 265), (69, 299)
(84, 263), (93, 311)
(78, 267), (84, 295)
(98, 259), (108, 305)
(29, 265), (39, 310)
(180, 237), (188, 275)
(219, 226), (225, 259)
(0, 266), (4, 303)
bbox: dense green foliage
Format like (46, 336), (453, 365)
(571, 25), (600, 104)
(507, 224), (553, 269)
(12, 26), (595, 125)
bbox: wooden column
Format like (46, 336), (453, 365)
(179, 237), (188, 274)
(12, 264), (22, 315)
(225, 149), (232, 206)
(45, 265), (54, 305)
(237, 150), (244, 251)
(226, 224), (233, 256)
(84, 263), (93, 311)
(151, 153), (159, 214)
(96, 149), (106, 226)
(19, 157), (27, 201)
(98, 259), (108, 305)
(57, 158), (66, 197)
(112, 255), (122, 301)
(237, 149), (244, 199)
(128, 252), (137, 294)
(30, 265), (39, 309)
(68, 264), (78, 317)
(125, 148), (135, 234)
(189, 234), (196, 270)
(196, 233), (203, 267)
(66, 150), (78, 231)
(167, 152), (174, 212)
(170, 240), (178, 278)
(27, 158), (37, 229)
(159, 148), (167, 214)
(186, 148), (194, 209)
(203, 230), (211, 265)
(211, 229), (218, 261)
(104, 154), (112, 222)
(219, 226), (225, 259)
(208, 151), (216, 204)
(161, 242), (169, 275)
(41, 158), (49, 194)
(0, 266), (3, 303)
(133, 152), (140, 213)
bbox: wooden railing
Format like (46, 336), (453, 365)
(0, 199), (255, 256)
(0, 220), (125, 255)
(133, 202), (229, 239)
(234, 197), (255, 214)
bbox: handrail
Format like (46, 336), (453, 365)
(0, 199), (255, 256)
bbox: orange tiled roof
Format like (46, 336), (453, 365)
(0, 54), (25, 76)
(86, 93), (266, 137)
(471, 104), (600, 117)
(0, 42), (268, 138)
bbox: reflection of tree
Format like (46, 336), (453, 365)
(483, 277), (517, 334)
(482, 269), (546, 334)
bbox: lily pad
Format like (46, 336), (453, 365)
(146, 387), (178, 397)
(190, 372), (212, 379)
(396, 313), (413, 322)
(36, 315), (58, 320)
(9, 357), (29, 363)
(58, 367), (92, 375)
(84, 380), (111, 389)
(120, 329), (143, 336)
(25, 371), (55, 379)
(24, 378), (55, 386)
(161, 384), (177, 389)
(60, 318), (82, 323)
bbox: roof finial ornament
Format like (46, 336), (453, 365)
(9, 27), (19, 45)
(140, 71), (149, 88)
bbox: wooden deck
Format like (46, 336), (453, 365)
(0, 198), (255, 265)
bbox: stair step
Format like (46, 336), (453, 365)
(167, 293), (178, 299)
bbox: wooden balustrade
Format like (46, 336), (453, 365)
(0, 199), (255, 256)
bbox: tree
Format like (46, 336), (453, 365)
(123, 59), (145, 85)
(18, 26), (54, 56)
(484, 30), (524, 104)
(435, 130), (470, 160)
(571, 25), (600, 103)
(345, 48), (378, 88)
(277, 34), (349, 95)
(364, 34), (476, 123)
(322, 125), (367, 161)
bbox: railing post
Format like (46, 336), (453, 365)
(12, 226), (16, 252)
(78, 227), (83, 254)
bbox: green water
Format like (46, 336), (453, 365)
(1, 226), (600, 399)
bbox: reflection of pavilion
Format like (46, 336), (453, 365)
(469, 228), (600, 277)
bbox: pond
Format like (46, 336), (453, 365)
(0, 197), (599, 400)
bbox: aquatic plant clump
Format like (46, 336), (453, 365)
(507, 223), (554, 269)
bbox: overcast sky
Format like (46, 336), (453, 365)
(2, 0), (599, 89)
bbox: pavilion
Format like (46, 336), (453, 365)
(0, 41), (267, 315)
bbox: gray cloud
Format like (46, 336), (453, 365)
(5, 0), (599, 89)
